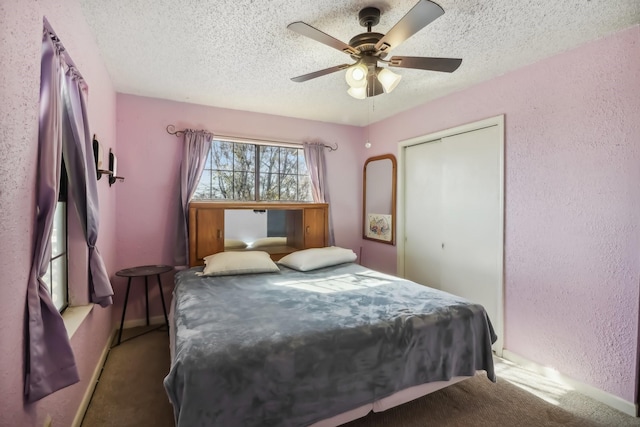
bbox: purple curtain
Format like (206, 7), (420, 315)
(303, 142), (335, 245)
(61, 60), (113, 307)
(25, 24), (80, 403)
(174, 130), (213, 265)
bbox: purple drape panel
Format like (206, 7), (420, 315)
(174, 130), (213, 265)
(25, 27), (80, 403)
(61, 64), (113, 307)
(303, 142), (335, 246)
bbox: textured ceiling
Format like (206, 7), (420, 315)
(79, 0), (640, 126)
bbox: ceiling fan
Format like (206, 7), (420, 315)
(287, 0), (461, 99)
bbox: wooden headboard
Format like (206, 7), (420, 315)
(188, 202), (329, 267)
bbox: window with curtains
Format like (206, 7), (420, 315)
(193, 140), (313, 202)
(43, 161), (69, 312)
(24, 18), (115, 403)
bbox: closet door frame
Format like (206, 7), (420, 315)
(397, 115), (505, 355)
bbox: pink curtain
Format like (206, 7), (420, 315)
(174, 130), (213, 265)
(61, 59), (113, 307)
(303, 142), (335, 245)
(25, 22), (80, 403)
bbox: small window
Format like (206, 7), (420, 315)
(43, 162), (68, 312)
(193, 140), (313, 202)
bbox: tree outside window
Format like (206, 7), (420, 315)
(193, 140), (312, 202)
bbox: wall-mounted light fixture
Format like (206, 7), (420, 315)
(93, 135), (112, 180)
(107, 149), (124, 186)
(92, 135), (124, 186)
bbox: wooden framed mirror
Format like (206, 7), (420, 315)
(363, 154), (397, 245)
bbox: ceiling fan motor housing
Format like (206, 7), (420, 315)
(351, 7), (386, 59)
(358, 7), (380, 28)
(349, 33), (385, 58)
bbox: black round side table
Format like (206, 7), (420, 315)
(115, 264), (174, 345)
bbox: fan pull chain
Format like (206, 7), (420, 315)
(365, 97), (373, 149)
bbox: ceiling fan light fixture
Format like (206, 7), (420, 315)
(347, 86), (367, 99)
(288, 2), (460, 99)
(345, 63), (368, 88)
(377, 68), (402, 93)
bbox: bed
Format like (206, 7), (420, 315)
(163, 247), (497, 427)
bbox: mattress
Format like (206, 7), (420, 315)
(164, 262), (496, 426)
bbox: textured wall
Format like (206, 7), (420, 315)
(360, 26), (640, 402)
(2, 2), (637, 424)
(113, 94), (365, 321)
(0, 0), (117, 425)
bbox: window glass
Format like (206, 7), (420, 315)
(280, 174), (298, 200)
(51, 200), (66, 257)
(43, 195), (68, 312)
(233, 143), (255, 173)
(259, 173), (278, 200)
(298, 150), (309, 176)
(53, 163), (68, 312)
(211, 170), (233, 199)
(211, 141), (233, 171)
(194, 169), (212, 199)
(233, 171), (255, 200)
(50, 249), (67, 310)
(194, 140), (313, 202)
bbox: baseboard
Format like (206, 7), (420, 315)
(501, 349), (637, 417)
(72, 329), (115, 427)
(122, 315), (167, 329)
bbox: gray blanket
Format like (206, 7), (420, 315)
(164, 263), (496, 427)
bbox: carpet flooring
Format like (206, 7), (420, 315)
(81, 326), (639, 427)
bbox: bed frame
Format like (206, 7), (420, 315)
(309, 376), (471, 426)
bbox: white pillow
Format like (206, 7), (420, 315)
(198, 251), (279, 276)
(277, 246), (357, 272)
(224, 239), (248, 249)
(250, 236), (287, 248)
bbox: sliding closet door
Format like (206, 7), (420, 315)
(404, 139), (443, 289)
(440, 126), (501, 342)
(400, 117), (503, 353)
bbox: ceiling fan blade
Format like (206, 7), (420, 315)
(375, 0), (444, 54)
(288, 22), (359, 56)
(389, 56), (462, 72)
(291, 64), (351, 83)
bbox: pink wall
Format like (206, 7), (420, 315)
(114, 94), (365, 321)
(0, 0), (117, 426)
(360, 26), (640, 402)
(2, 2), (634, 423)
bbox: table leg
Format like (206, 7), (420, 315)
(144, 275), (149, 326)
(157, 274), (170, 335)
(117, 277), (132, 345)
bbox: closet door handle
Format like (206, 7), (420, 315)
(217, 229), (222, 239)
(305, 226), (310, 234)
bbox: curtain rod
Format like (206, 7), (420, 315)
(165, 124), (338, 152)
(43, 18), (88, 91)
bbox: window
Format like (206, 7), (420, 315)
(193, 140), (313, 202)
(43, 162), (68, 312)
